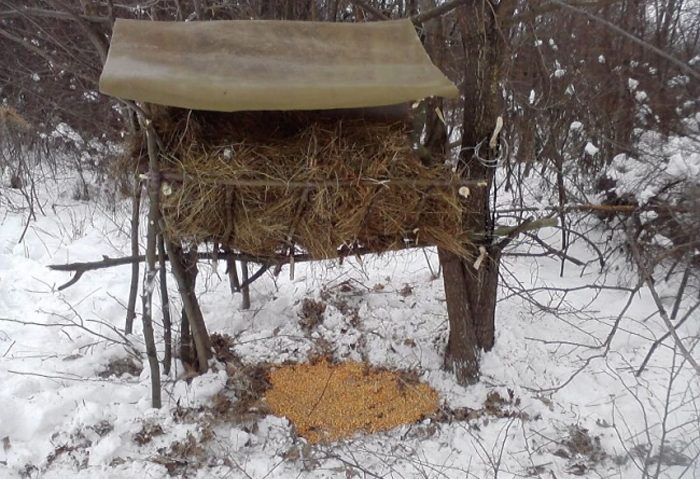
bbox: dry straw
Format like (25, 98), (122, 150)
(136, 109), (470, 259)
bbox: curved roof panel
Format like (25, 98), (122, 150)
(99, 19), (458, 111)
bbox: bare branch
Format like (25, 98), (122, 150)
(351, 0), (389, 20)
(636, 300), (700, 376)
(0, 6), (111, 23)
(549, 0), (700, 81)
(412, 0), (467, 25)
(626, 225), (700, 375)
(522, 231), (585, 266)
(48, 0), (108, 64)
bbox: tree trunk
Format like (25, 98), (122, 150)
(439, 249), (479, 382)
(179, 301), (195, 368)
(440, 243), (501, 383)
(439, 1), (515, 384)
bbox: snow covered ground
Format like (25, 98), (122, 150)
(0, 171), (698, 478)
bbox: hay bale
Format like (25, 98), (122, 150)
(144, 109), (469, 259)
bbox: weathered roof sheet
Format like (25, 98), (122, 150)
(98, 19), (458, 112)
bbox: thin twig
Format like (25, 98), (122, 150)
(412, 0), (467, 24)
(636, 300), (700, 376)
(523, 231), (585, 266)
(7, 369), (135, 383)
(351, 0), (389, 20)
(0, 6), (111, 23)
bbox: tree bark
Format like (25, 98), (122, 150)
(439, 249), (479, 382)
(179, 302), (194, 368)
(439, 0), (516, 384)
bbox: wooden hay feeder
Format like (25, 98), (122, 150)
(99, 18), (472, 260)
(92, 18), (479, 408)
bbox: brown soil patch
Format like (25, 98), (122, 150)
(264, 360), (439, 443)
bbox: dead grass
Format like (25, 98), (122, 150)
(133, 422), (164, 446)
(552, 425), (608, 476)
(264, 359), (439, 443)
(433, 389), (531, 424)
(96, 356), (143, 378)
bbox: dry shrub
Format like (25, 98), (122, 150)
(0, 106), (31, 132)
(96, 356), (143, 378)
(133, 109), (470, 259)
(433, 388), (530, 424)
(210, 332), (239, 363)
(550, 425), (608, 476)
(299, 298), (326, 331)
(133, 422), (164, 446)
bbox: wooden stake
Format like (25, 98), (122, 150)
(158, 233), (172, 376)
(142, 124), (162, 408)
(124, 181), (141, 335)
(165, 239), (212, 373)
(241, 260), (251, 310)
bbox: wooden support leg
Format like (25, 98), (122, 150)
(241, 260), (250, 310)
(142, 126), (162, 408)
(165, 240), (212, 374)
(158, 233), (172, 375)
(226, 251), (240, 295)
(125, 182), (141, 335)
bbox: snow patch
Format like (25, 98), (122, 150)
(584, 142), (600, 156)
(569, 121), (584, 131)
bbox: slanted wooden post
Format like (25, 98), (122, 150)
(164, 239), (212, 373)
(226, 255), (251, 310)
(240, 260), (251, 310)
(124, 182), (141, 334)
(142, 120), (162, 408)
(158, 233), (172, 375)
(226, 251), (240, 295)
